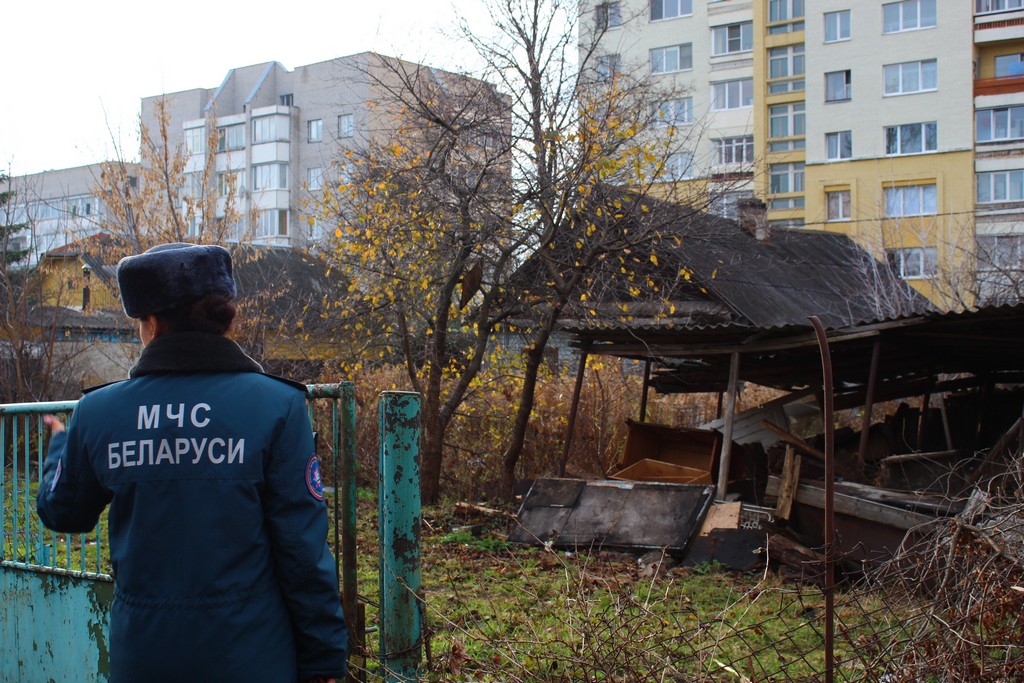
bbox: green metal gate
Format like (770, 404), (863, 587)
(0, 382), (397, 682)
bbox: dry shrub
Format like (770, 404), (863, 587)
(850, 451), (1024, 681)
(318, 360), (724, 500)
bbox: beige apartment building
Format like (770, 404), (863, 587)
(582, 0), (1024, 305)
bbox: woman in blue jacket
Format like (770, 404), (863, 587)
(37, 243), (349, 683)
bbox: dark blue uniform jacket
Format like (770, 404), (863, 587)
(37, 332), (348, 683)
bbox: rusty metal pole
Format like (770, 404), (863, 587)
(809, 316), (835, 683)
(378, 391), (422, 683)
(558, 347), (589, 477)
(715, 351), (741, 502)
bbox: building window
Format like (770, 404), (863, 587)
(666, 152), (694, 180)
(253, 116), (287, 144)
(307, 167), (325, 192)
(713, 136), (755, 164)
(184, 127), (206, 156)
(711, 78), (753, 110)
(596, 53), (621, 81)
(976, 0), (1024, 14)
(884, 59), (937, 95)
(712, 22), (753, 55)
(769, 102), (805, 150)
(827, 190), (851, 221)
(826, 131), (853, 160)
(651, 44), (693, 73)
(217, 125), (245, 152)
(770, 197), (805, 210)
(770, 0), (804, 22)
(977, 105), (1024, 142)
(257, 209), (289, 237)
(824, 10), (851, 42)
(651, 0), (692, 21)
(768, 0), (805, 32)
(887, 247), (937, 279)
(977, 169), (1024, 203)
(885, 122), (937, 155)
(995, 53), (1024, 77)
(825, 70), (852, 101)
(976, 234), (1024, 303)
(768, 44), (805, 93)
(252, 163), (288, 191)
(216, 171), (244, 197)
(183, 172), (203, 198)
(338, 114), (355, 138)
(280, 94), (294, 106)
(769, 162), (804, 194)
(883, 0), (936, 33)
(885, 184), (937, 216)
(652, 97), (694, 127)
(711, 191), (754, 219)
(308, 119), (323, 143)
(596, 2), (622, 29)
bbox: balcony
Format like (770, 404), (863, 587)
(976, 74), (1024, 97)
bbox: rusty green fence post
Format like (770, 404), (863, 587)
(378, 391), (422, 682)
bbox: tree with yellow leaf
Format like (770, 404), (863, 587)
(315, 0), (734, 502)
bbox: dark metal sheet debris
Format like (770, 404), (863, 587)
(510, 478), (715, 553)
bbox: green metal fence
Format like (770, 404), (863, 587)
(0, 382), (367, 682)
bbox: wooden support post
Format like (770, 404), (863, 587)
(716, 352), (740, 502)
(775, 446), (802, 521)
(856, 340), (881, 464)
(558, 347), (589, 477)
(639, 358), (651, 422)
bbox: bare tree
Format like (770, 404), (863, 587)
(315, 0), (733, 502)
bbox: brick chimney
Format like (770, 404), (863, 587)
(736, 198), (768, 241)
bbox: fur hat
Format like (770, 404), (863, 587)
(116, 243), (236, 318)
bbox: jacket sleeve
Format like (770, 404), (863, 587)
(263, 390), (350, 681)
(37, 409), (112, 533)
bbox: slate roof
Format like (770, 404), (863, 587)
(562, 221), (929, 335)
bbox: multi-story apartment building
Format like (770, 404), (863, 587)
(141, 52), (498, 249)
(6, 163), (138, 267)
(972, 0), (1024, 303)
(584, 0), (759, 219)
(583, 0), (1024, 305)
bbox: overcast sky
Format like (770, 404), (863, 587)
(3, 0), (493, 177)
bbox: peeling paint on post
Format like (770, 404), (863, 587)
(378, 391), (422, 682)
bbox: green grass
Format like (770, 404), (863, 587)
(341, 491), (907, 682)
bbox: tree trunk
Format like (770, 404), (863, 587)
(498, 336), (550, 500)
(418, 389), (445, 505)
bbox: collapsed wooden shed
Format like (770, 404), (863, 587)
(538, 223), (1024, 564)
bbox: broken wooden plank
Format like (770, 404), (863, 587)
(699, 502), (742, 536)
(761, 422), (826, 462)
(765, 479), (936, 530)
(774, 446), (802, 521)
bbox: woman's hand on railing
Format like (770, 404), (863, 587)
(43, 415), (65, 434)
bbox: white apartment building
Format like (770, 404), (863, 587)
(6, 163), (137, 267)
(141, 52), (481, 249)
(582, 0), (759, 218)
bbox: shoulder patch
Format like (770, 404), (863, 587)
(306, 454), (325, 501)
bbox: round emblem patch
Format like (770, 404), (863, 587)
(305, 454), (324, 501)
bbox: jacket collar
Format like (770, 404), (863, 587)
(129, 332), (263, 378)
